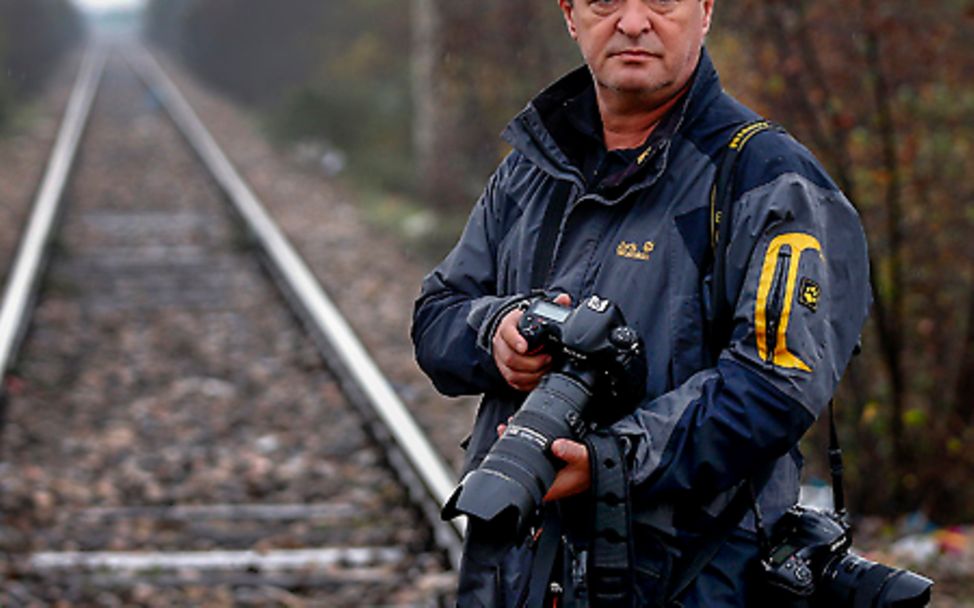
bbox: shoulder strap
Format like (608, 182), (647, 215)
(521, 179), (573, 606)
(523, 508), (563, 607)
(665, 120), (783, 604)
(707, 119), (782, 356)
(531, 179), (574, 290)
(665, 470), (773, 604)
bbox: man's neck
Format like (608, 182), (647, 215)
(597, 83), (690, 151)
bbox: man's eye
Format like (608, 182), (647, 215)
(590, 0), (621, 11)
(647, 0), (681, 11)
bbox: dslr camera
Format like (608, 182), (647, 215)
(441, 295), (646, 540)
(763, 504), (933, 607)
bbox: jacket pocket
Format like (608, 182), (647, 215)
(671, 294), (709, 386)
(631, 524), (675, 608)
(764, 247), (792, 364)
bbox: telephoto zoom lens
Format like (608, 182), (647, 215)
(441, 368), (595, 538)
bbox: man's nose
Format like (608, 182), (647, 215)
(616, 0), (652, 38)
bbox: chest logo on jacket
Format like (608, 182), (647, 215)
(616, 240), (655, 261)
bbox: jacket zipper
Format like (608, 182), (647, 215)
(765, 247), (791, 364)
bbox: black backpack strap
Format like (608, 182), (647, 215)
(584, 431), (632, 606)
(664, 120), (784, 603)
(665, 468), (774, 604)
(531, 179), (574, 290)
(707, 119), (783, 354)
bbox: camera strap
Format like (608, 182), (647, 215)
(665, 467), (776, 604)
(531, 179), (574, 290)
(665, 120), (785, 603)
(585, 430), (633, 605)
(523, 508), (563, 607)
(827, 400), (847, 519)
(750, 400), (845, 558)
(517, 178), (575, 607)
(706, 119), (784, 358)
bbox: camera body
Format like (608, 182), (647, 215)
(518, 295), (646, 424)
(763, 505), (852, 598)
(441, 295), (646, 539)
(763, 505), (933, 607)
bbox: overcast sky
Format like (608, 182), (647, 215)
(72, 0), (145, 12)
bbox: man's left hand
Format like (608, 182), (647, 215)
(544, 439), (590, 502)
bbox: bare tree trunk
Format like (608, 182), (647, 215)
(954, 270), (974, 424)
(411, 0), (439, 198)
(863, 25), (911, 507)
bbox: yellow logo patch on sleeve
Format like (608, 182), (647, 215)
(798, 277), (821, 313)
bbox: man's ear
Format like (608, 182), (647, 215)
(558, 0), (577, 39)
(702, 0), (715, 36)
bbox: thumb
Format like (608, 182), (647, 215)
(551, 439), (586, 464)
(552, 293), (572, 307)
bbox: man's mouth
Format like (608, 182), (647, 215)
(611, 49), (658, 59)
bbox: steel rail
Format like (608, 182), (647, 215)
(0, 50), (106, 383)
(30, 546), (407, 573)
(128, 48), (465, 567)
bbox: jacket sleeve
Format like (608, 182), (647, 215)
(613, 142), (872, 502)
(411, 153), (528, 397)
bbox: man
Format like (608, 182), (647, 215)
(412, 0), (870, 605)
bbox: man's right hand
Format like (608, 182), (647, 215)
(492, 293), (571, 392)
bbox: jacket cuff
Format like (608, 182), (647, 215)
(471, 294), (532, 355)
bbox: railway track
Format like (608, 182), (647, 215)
(0, 47), (461, 606)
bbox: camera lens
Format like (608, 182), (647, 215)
(822, 553), (933, 607)
(441, 371), (593, 537)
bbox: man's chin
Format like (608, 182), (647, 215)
(602, 76), (670, 97)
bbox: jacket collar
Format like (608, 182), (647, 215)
(503, 48), (723, 186)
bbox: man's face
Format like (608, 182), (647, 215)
(559, 0), (714, 102)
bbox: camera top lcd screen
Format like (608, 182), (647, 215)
(769, 543), (799, 566)
(533, 301), (571, 323)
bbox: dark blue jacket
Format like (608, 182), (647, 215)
(412, 50), (870, 606)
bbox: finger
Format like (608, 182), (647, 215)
(496, 423), (507, 438)
(505, 371), (544, 392)
(495, 353), (543, 390)
(552, 293), (572, 307)
(494, 341), (551, 377)
(544, 440), (591, 502)
(492, 338), (521, 371)
(498, 310), (528, 354)
(494, 331), (551, 371)
(505, 352), (552, 374)
(544, 463), (588, 502)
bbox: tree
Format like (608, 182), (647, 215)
(713, 0), (974, 520)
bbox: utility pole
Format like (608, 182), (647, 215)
(411, 0), (439, 199)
